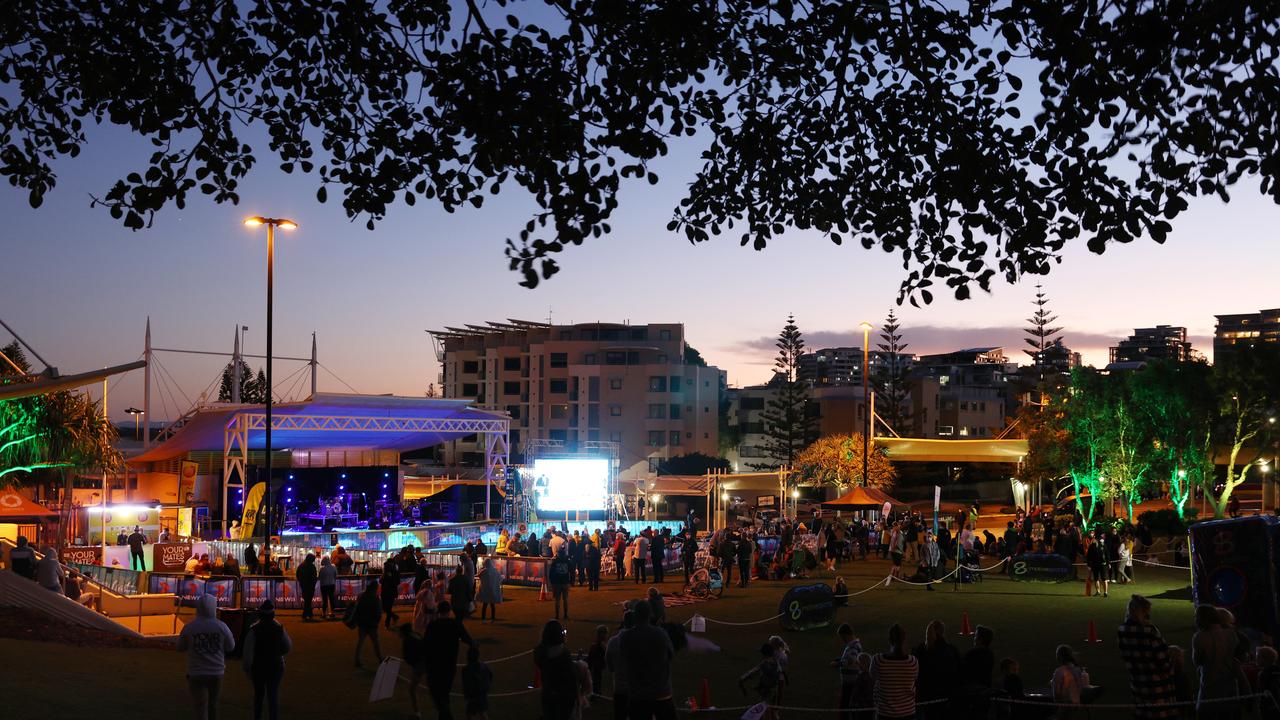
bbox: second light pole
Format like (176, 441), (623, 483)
(244, 215), (297, 566)
(859, 321), (874, 486)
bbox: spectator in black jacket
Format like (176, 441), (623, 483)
(379, 563), (401, 629)
(295, 554), (318, 621)
(351, 581), (382, 669)
(424, 601), (473, 720)
(243, 600), (292, 720)
(650, 530), (666, 584)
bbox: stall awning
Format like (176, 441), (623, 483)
(0, 491), (57, 519)
(822, 485), (905, 510)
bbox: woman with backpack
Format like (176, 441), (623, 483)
(243, 600), (292, 720)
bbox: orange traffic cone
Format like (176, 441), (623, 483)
(958, 611), (973, 636)
(539, 581), (550, 601)
(700, 678), (711, 709)
(1085, 619), (1101, 644)
(688, 697), (700, 711)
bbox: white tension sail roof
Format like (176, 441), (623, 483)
(129, 392), (510, 463)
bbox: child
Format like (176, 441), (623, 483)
(1167, 645), (1193, 718)
(833, 577), (849, 606)
(738, 643), (781, 718)
(851, 653), (873, 709)
(1000, 657), (1033, 720)
(587, 625), (608, 699)
(461, 645), (493, 720)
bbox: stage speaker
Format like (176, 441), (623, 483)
(1190, 515), (1280, 641)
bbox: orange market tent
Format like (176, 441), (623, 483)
(0, 491), (57, 520)
(822, 485), (905, 510)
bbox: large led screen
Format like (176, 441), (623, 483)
(533, 458), (608, 512)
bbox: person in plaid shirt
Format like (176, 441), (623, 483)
(1117, 594), (1179, 718)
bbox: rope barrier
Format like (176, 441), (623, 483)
(457, 647), (531, 667)
(992, 691), (1270, 709)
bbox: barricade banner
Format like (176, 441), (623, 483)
(1009, 554), (1076, 583)
(272, 579), (303, 609)
(149, 573), (183, 595)
(778, 583), (836, 632)
(153, 543), (194, 573)
(71, 562), (140, 595)
(205, 577), (237, 607)
(336, 576), (366, 603)
(241, 577), (274, 607)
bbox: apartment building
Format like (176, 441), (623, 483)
(798, 347), (917, 387)
(1109, 325), (1194, 364)
(429, 321), (723, 480)
(909, 347), (1016, 438)
(1215, 308), (1280, 362)
(724, 385), (778, 471)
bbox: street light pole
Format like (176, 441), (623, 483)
(244, 216), (296, 566)
(859, 321), (874, 486)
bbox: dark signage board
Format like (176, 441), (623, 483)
(778, 583), (836, 631)
(1009, 554), (1076, 583)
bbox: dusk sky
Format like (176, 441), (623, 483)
(2, 122), (1276, 423)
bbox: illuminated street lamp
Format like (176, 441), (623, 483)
(243, 216), (297, 564)
(125, 407), (144, 441)
(859, 321), (874, 486)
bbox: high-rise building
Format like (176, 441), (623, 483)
(1215, 308), (1280, 362)
(429, 321), (723, 479)
(798, 347), (916, 387)
(724, 385), (778, 471)
(1109, 326), (1193, 364)
(1031, 339), (1082, 375)
(909, 347), (1017, 438)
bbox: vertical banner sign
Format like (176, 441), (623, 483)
(240, 483), (266, 540)
(179, 461), (199, 504)
(176, 507), (194, 539)
(933, 485), (942, 534)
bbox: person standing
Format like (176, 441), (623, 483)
(448, 565), (472, 621)
(870, 624), (918, 720)
(736, 531), (754, 588)
(650, 529), (666, 584)
(620, 601), (675, 720)
(1086, 531), (1109, 598)
(632, 533), (649, 585)
(295, 554), (318, 622)
(242, 600), (291, 720)
(318, 556), (338, 620)
(534, 619), (581, 720)
(380, 562), (401, 629)
(922, 532), (941, 591)
(423, 600), (473, 720)
(832, 624), (863, 720)
(719, 531), (737, 589)
(606, 611), (636, 720)
(128, 525), (147, 571)
(244, 542), (259, 575)
(613, 531), (628, 581)
(680, 530), (698, 584)
(569, 532), (587, 586)
(1117, 594), (1178, 719)
(461, 645), (493, 720)
(351, 580), (383, 669)
(585, 539), (602, 591)
(549, 547), (574, 621)
(913, 620), (960, 719)
(588, 625), (609, 700)
(475, 557), (503, 622)
(1193, 604), (1241, 720)
(178, 594), (236, 720)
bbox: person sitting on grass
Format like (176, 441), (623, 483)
(646, 587), (666, 625)
(833, 576), (849, 605)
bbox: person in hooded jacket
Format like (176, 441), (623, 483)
(8, 535), (36, 579)
(243, 542), (259, 574)
(243, 599), (292, 720)
(318, 556), (338, 619)
(36, 546), (64, 593)
(295, 553), (318, 621)
(178, 594), (236, 720)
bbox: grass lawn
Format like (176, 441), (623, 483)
(1, 556), (1200, 718)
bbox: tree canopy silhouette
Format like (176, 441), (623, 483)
(5, 1), (1277, 301)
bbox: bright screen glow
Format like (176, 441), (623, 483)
(533, 458), (608, 512)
